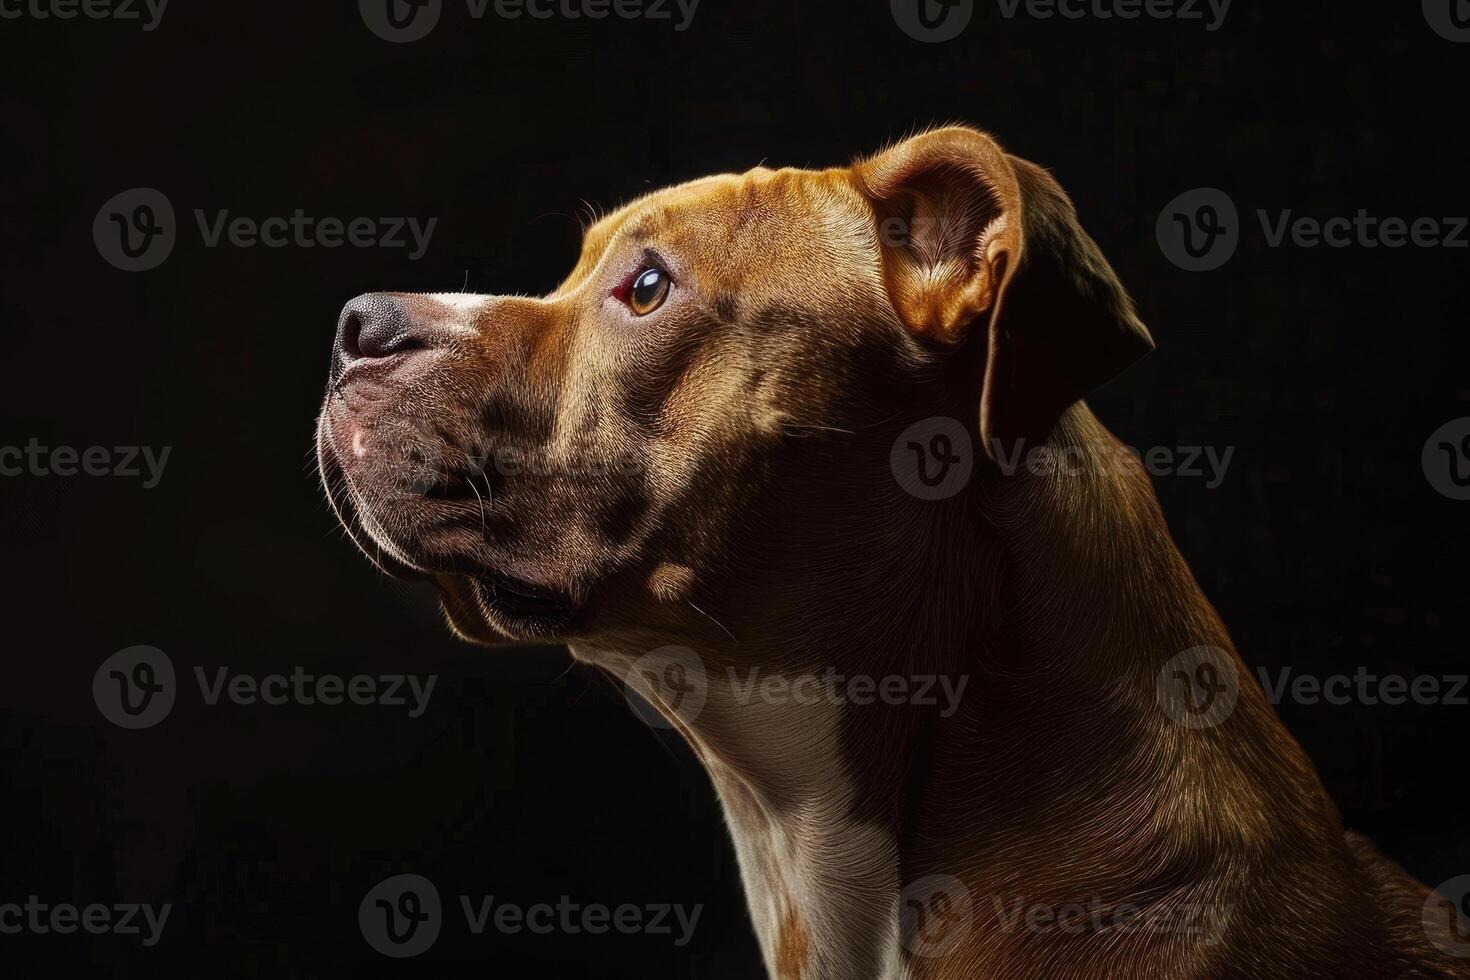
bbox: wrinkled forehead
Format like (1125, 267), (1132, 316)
(554, 166), (875, 299)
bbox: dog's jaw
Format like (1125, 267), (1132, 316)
(318, 391), (594, 644)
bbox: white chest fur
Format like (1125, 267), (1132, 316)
(697, 676), (905, 979)
(573, 646), (910, 978)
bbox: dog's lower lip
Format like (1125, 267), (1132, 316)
(493, 576), (544, 599)
(474, 569), (573, 622)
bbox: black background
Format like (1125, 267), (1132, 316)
(2, 0), (1468, 976)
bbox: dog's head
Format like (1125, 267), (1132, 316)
(316, 127), (1152, 645)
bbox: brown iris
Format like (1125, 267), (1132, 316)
(627, 267), (671, 315)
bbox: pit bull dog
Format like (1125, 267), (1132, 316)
(316, 127), (1469, 978)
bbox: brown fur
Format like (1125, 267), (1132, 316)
(317, 127), (1468, 978)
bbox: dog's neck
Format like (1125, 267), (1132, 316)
(575, 406), (1339, 979)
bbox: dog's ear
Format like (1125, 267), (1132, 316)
(853, 127), (1154, 460)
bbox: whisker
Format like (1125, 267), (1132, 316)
(687, 599), (737, 645)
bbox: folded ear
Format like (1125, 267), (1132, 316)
(853, 127), (1154, 461)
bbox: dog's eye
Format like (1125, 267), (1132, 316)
(624, 267), (671, 316)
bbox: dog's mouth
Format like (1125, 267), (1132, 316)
(317, 416), (582, 638)
(469, 570), (575, 628)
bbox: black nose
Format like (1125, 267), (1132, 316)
(330, 293), (424, 385)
